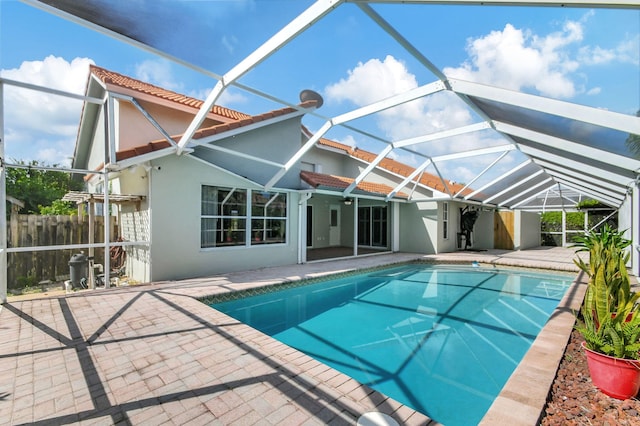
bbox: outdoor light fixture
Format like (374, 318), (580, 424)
(344, 198), (353, 206)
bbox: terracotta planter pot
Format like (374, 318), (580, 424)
(582, 342), (640, 400)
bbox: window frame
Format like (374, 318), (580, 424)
(442, 202), (449, 240)
(201, 185), (288, 249)
(357, 205), (388, 248)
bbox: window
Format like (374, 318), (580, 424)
(201, 186), (287, 248)
(250, 191), (287, 246)
(442, 202), (449, 239)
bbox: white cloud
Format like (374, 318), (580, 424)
(1, 56), (94, 165)
(444, 22), (582, 99)
(337, 134), (357, 148)
(578, 34), (640, 66)
(217, 88), (249, 107)
(325, 55), (473, 145)
(324, 55), (510, 184)
(136, 59), (248, 108)
(188, 86), (248, 108)
(135, 59), (185, 92)
(586, 86), (601, 96)
(325, 55), (418, 105)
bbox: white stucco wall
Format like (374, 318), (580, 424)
(302, 148), (349, 176)
(307, 194), (334, 249)
(619, 195), (632, 240)
(516, 211), (541, 250)
(148, 155), (299, 281)
(398, 201), (438, 253)
(470, 209), (494, 249)
(438, 201), (461, 252)
(87, 111), (107, 172)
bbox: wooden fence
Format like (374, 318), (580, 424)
(7, 214), (118, 289)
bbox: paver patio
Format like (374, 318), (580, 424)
(0, 248), (586, 425)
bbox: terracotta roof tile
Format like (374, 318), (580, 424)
(316, 138), (472, 196)
(90, 65), (251, 121)
(318, 138), (355, 154)
(300, 171), (408, 199)
(93, 66), (466, 198)
(116, 140), (174, 162)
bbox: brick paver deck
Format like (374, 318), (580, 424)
(0, 248), (586, 425)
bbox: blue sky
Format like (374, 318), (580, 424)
(1, 0), (638, 185)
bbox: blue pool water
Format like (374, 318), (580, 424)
(211, 263), (572, 425)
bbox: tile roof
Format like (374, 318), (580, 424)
(116, 140), (174, 162)
(300, 170), (408, 199)
(90, 66), (469, 198)
(90, 65), (251, 121)
(316, 138), (471, 196)
(114, 101), (318, 161)
(190, 100), (317, 140)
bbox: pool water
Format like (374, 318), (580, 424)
(211, 263), (572, 425)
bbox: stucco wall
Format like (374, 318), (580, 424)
(302, 147), (350, 176)
(438, 201), (460, 253)
(148, 155), (299, 281)
(470, 209), (494, 249)
(619, 196), (632, 240)
(398, 201), (437, 253)
(307, 195), (331, 249)
(517, 210), (541, 250)
(116, 100), (223, 151)
(87, 111), (107, 172)
(193, 117), (307, 188)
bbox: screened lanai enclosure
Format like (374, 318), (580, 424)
(1, 0), (639, 302)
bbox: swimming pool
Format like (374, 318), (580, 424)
(210, 263), (573, 425)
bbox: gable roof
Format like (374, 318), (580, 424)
(84, 66), (476, 200)
(90, 65), (251, 122)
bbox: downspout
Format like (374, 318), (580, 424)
(298, 192), (312, 264)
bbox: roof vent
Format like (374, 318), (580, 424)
(299, 89), (323, 108)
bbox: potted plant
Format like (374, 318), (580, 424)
(573, 225), (640, 399)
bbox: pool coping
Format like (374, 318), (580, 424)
(479, 269), (587, 425)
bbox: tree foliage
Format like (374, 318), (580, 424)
(540, 211), (585, 232)
(6, 160), (83, 215)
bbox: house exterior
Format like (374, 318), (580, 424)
(73, 66), (540, 284)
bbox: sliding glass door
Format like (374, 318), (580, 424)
(358, 206), (387, 247)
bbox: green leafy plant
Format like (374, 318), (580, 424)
(573, 224), (631, 277)
(573, 226), (640, 359)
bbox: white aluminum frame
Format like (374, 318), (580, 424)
(4, 0), (640, 301)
